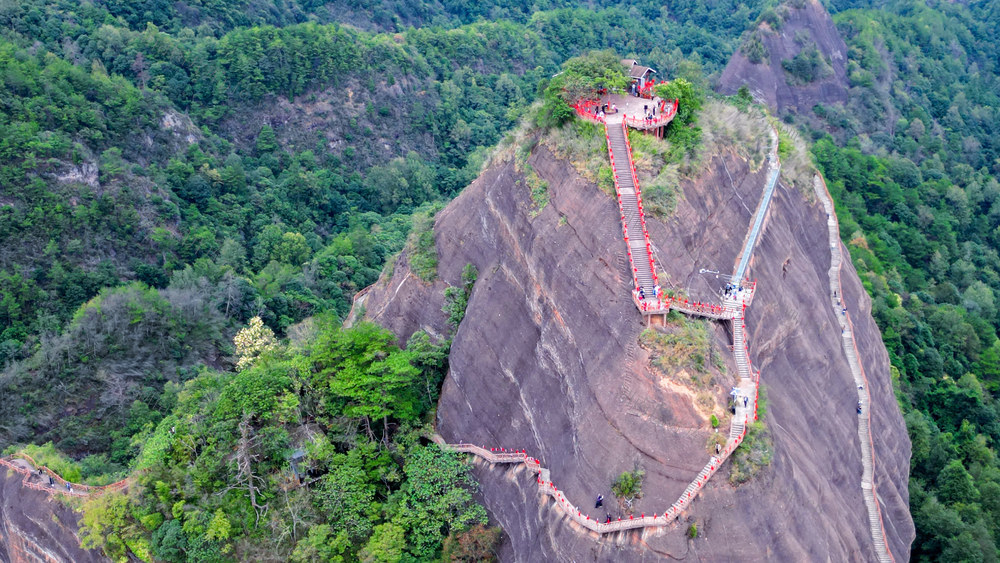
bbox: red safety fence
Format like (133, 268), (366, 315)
(618, 121), (659, 297)
(446, 416), (750, 535)
(623, 99), (678, 130)
(816, 173), (897, 563)
(572, 99), (607, 124)
(1, 453), (129, 497)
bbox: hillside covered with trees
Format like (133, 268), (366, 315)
(3, 0), (1000, 560)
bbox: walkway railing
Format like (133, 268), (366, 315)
(623, 99), (678, 130)
(814, 174), (896, 563)
(604, 126), (642, 293)
(439, 413), (750, 534)
(620, 121), (659, 291)
(0, 452), (129, 498)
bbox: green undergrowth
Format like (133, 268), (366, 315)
(697, 100), (771, 173)
(626, 130), (680, 218)
(773, 121), (816, 196)
(730, 384), (772, 484)
(540, 118), (608, 192)
(523, 164), (550, 216)
(640, 317), (718, 379)
(407, 205), (442, 282)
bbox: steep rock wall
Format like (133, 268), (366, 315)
(362, 138), (913, 559)
(0, 471), (106, 563)
(718, 0), (848, 114)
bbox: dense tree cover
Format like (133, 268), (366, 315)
(793, 1), (1000, 558)
(0, 0), (768, 368)
(0, 0), (768, 480)
(66, 320), (495, 562)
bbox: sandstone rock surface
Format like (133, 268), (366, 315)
(0, 470), (106, 563)
(718, 0), (848, 114)
(362, 136), (914, 559)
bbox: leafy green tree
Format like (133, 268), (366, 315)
(256, 124), (278, 153)
(942, 531), (984, 563)
(360, 522), (405, 563)
(78, 491), (137, 563)
(392, 445), (487, 559)
(611, 467), (645, 514)
(291, 525), (349, 563)
(150, 519), (187, 563)
(653, 77), (703, 127)
(937, 459), (979, 505)
(314, 462), (378, 541)
(310, 322), (420, 439)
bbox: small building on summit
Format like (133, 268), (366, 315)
(621, 59), (656, 94)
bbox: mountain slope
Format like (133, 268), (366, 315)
(718, 0), (848, 114)
(361, 115), (914, 559)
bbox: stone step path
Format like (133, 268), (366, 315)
(605, 122), (659, 309)
(434, 106), (778, 538)
(813, 174), (895, 563)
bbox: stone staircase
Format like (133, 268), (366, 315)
(814, 175), (895, 563)
(606, 122), (657, 306)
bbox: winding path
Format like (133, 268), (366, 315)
(0, 453), (128, 499)
(437, 107), (774, 534)
(814, 174), (896, 562)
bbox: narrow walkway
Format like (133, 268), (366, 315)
(604, 116), (662, 310)
(734, 127), (780, 281)
(435, 107), (775, 535)
(0, 453), (129, 499)
(814, 175), (895, 562)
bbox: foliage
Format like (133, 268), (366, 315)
(740, 31), (768, 64)
(390, 445), (488, 559)
(537, 50), (628, 128)
(611, 466), (644, 514)
(625, 129), (679, 217)
(443, 264), (479, 332)
(652, 78), (705, 155)
(17, 442), (83, 483)
(441, 524), (501, 562)
(78, 491), (142, 563)
(407, 208), (439, 283)
(730, 385), (772, 485)
(75, 320), (478, 561)
(687, 523), (698, 538)
(234, 316), (278, 371)
(641, 321), (713, 376)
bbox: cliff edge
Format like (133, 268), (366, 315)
(361, 119), (913, 559)
(718, 0), (848, 114)
(0, 469), (106, 563)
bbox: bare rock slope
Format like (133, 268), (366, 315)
(362, 135), (913, 559)
(718, 0), (848, 113)
(0, 471), (106, 563)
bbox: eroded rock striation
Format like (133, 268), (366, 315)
(362, 133), (913, 559)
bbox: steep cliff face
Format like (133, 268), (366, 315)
(718, 0), (848, 113)
(0, 472), (106, 563)
(362, 129), (913, 559)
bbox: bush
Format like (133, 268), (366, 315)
(688, 523), (698, 538)
(710, 414), (719, 428)
(781, 43), (832, 84)
(741, 32), (768, 64)
(611, 467), (645, 514)
(408, 210), (439, 282)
